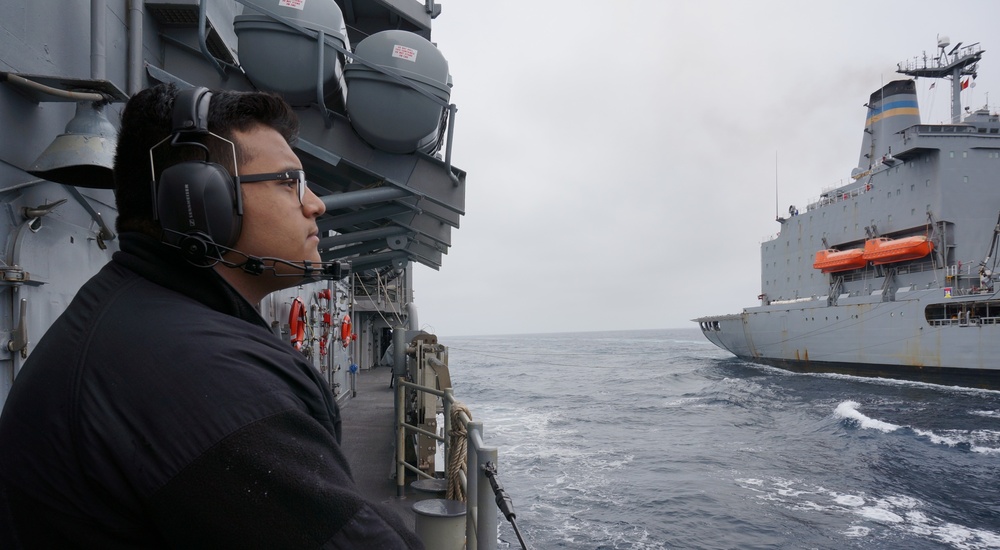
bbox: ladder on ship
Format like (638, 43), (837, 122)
(827, 276), (844, 306)
(879, 267), (898, 302)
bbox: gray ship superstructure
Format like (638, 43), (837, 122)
(0, 0), (465, 410)
(0, 2), (516, 545)
(696, 38), (1000, 382)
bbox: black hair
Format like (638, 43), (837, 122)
(112, 83), (299, 235)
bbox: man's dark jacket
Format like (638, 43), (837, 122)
(0, 233), (422, 549)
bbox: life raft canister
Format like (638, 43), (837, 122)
(289, 297), (306, 350)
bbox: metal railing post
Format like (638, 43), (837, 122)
(442, 388), (453, 471)
(477, 445), (498, 550)
(395, 380), (406, 497)
(466, 421), (482, 549)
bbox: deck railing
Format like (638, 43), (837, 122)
(395, 378), (500, 550)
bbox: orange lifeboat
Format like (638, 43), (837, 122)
(813, 248), (866, 273)
(862, 236), (934, 265)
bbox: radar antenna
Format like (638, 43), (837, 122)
(899, 37), (984, 123)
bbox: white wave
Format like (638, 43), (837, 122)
(833, 400), (901, 432)
(834, 494), (865, 507)
(735, 477), (764, 487)
(935, 524), (1000, 549)
(736, 476), (1000, 550)
(910, 428), (1000, 454)
(858, 506), (904, 524)
(662, 396), (710, 408)
(843, 525), (870, 538)
(831, 402), (1000, 453)
(913, 427), (965, 447)
(759, 366), (1000, 396)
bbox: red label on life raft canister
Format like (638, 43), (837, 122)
(392, 45), (418, 62)
(278, 0), (305, 10)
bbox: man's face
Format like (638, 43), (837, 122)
(230, 126), (325, 276)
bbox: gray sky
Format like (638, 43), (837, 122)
(410, 0), (1000, 337)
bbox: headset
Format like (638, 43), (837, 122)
(148, 86), (349, 281)
(149, 86), (243, 266)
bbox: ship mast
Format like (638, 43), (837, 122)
(896, 37), (984, 123)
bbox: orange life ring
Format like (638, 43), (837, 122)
(341, 314), (352, 348)
(289, 297), (306, 350)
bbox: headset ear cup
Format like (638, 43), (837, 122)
(156, 161), (242, 250)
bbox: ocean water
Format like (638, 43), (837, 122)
(445, 328), (1000, 549)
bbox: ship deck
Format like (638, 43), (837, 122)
(340, 365), (438, 531)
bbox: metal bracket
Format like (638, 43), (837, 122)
(0, 266), (41, 286)
(65, 187), (116, 249)
(7, 299), (28, 358)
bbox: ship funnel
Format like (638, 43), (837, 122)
(27, 101), (117, 189)
(856, 80), (919, 174)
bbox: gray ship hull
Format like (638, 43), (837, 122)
(698, 289), (1000, 383)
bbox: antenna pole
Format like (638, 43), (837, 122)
(774, 151), (779, 220)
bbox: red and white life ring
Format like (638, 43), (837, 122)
(341, 314), (352, 348)
(289, 297), (306, 350)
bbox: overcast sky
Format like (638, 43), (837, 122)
(409, 0), (1000, 337)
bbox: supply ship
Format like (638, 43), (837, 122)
(0, 1), (510, 547)
(696, 38), (1000, 383)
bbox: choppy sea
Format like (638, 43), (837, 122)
(445, 328), (1000, 549)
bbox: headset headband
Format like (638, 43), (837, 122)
(172, 87), (212, 135)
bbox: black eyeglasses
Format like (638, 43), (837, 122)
(240, 170), (307, 205)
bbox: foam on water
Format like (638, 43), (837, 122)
(833, 400), (1000, 452)
(833, 400), (901, 432)
(735, 477), (1000, 549)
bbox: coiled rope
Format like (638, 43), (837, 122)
(446, 401), (471, 502)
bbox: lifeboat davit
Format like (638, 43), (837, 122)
(813, 248), (866, 273)
(862, 236), (934, 265)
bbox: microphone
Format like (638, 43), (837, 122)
(165, 230), (351, 281)
(239, 254), (350, 280)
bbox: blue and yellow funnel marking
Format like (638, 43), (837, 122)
(866, 99), (919, 126)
